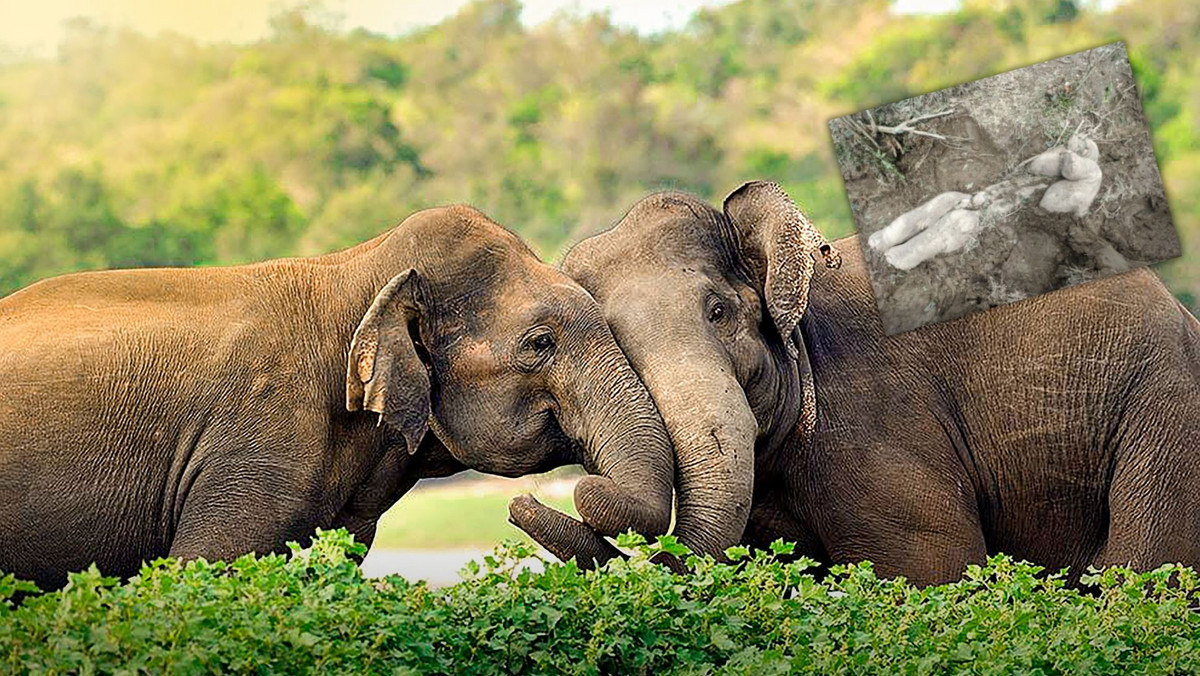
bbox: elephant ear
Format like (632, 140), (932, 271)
(346, 269), (432, 454)
(722, 180), (841, 359)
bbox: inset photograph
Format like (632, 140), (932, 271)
(829, 42), (1180, 335)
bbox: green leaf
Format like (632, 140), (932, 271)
(725, 546), (751, 562)
(710, 627), (737, 651)
(770, 540), (796, 556)
(616, 531), (647, 548)
(655, 535), (690, 557)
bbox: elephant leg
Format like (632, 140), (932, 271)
(331, 517), (378, 562)
(827, 514), (986, 587)
(1092, 345), (1200, 572)
(330, 447), (424, 556)
(1093, 448), (1200, 571)
(820, 458), (987, 586)
(168, 468), (321, 563)
(869, 192), (969, 252)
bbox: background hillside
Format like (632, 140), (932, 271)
(0, 0), (1196, 310)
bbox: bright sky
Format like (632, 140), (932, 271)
(0, 0), (964, 58)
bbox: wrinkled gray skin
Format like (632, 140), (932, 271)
(519, 182), (1200, 586)
(0, 205), (673, 590)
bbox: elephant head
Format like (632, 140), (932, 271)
(347, 206), (675, 540)
(556, 183), (839, 558)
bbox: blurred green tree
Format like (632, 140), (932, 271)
(0, 0), (1193, 306)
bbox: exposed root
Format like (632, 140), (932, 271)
(867, 109), (957, 140)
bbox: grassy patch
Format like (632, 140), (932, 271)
(373, 481), (578, 550)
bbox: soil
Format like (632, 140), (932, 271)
(830, 42), (1180, 335)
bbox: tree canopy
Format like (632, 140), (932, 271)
(0, 0), (1195, 308)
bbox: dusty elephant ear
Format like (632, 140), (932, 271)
(346, 269), (432, 454)
(722, 180), (840, 358)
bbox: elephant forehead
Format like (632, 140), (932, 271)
(567, 197), (727, 278)
(569, 231), (729, 297)
(444, 271), (603, 346)
(403, 204), (530, 257)
(407, 207), (552, 305)
(598, 268), (709, 321)
(443, 335), (505, 379)
(495, 262), (597, 312)
(436, 251), (573, 313)
(633, 221), (724, 264)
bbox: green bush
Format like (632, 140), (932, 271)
(1, 530), (1197, 674)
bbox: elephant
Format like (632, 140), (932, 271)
(0, 204), (674, 590)
(512, 181), (1200, 587)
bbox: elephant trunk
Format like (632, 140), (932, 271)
(557, 341), (675, 539)
(627, 338), (757, 559)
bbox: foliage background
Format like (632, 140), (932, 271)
(0, 0), (1196, 310)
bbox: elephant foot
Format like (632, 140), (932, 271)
(1025, 133), (1099, 177)
(883, 208), (982, 271)
(1026, 145), (1067, 176)
(508, 494), (624, 570)
(1066, 133), (1100, 162)
(1037, 134), (1103, 217)
(870, 191), (968, 253)
(1040, 177), (1102, 217)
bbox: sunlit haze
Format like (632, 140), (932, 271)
(0, 0), (1002, 58)
(2, 0), (737, 57)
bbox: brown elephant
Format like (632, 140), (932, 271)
(512, 181), (1200, 587)
(0, 204), (673, 590)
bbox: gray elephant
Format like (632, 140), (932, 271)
(0, 204), (673, 590)
(513, 182), (1200, 587)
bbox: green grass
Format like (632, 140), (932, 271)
(4, 530), (1199, 674)
(373, 482), (577, 550)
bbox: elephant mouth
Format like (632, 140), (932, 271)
(536, 410), (583, 472)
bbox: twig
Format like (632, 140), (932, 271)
(904, 109), (957, 125)
(885, 128), (953, 141)
(850, 117), (880, 150)
(1053, 118), (1086, 147)
(1077, 51), (1097, 92)
(869, 108), (956, 139)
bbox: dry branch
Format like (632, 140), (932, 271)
(868, 108), (957, 141)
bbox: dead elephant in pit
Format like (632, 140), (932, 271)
(869, 133), (1104, 271)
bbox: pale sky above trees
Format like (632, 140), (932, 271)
(1, 0), (968, 57)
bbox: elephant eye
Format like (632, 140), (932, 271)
(530, 332), (555, 353)
(706, 296), (729, 323)
(517, 326), (558, 372)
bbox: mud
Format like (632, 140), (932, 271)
(830, 42), (1180, 335)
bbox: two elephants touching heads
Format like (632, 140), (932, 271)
(2, 181), (1197, 590)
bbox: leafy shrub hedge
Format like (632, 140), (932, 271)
(1, 530), (1197, 674)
